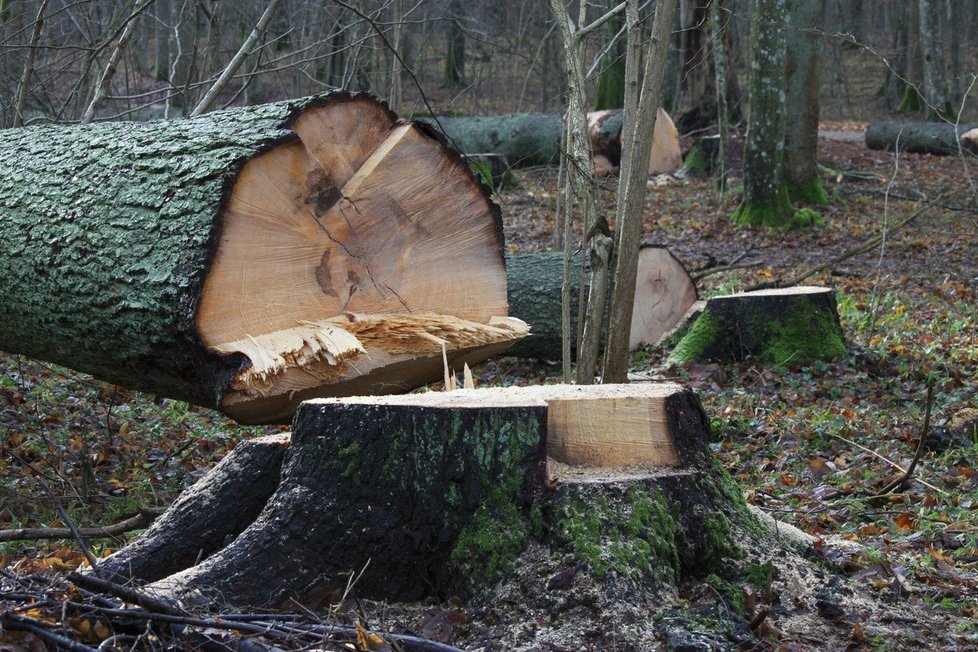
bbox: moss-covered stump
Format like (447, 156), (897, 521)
(100, 383), (757, 609)
(505, 246), (697, 359)
(668, 286), (846, 366)
(0, 91), (527, 425)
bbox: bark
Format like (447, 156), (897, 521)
(443, 0), (465, 86)
(0, 93), (523, 425)
(505, 248), (697, 359)
(733, 0), (792, 227)
(101, 383), (747, 608)
(918, 0), (949, 119)
(899, 0), (925, 112)
(593, 0), (625, 111)
(784, 0), (826, 206)
(12, 0), (49, 128)
(865, 121), (977, 155)
(97, 434), (290, 584)
(668, 286), (846, 365)
(711, 0), (731, 190)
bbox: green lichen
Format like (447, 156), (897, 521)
(732, 184), (794, 227)
(552, 487), (682, 584)
(757, 300), (846, 365)
(786, 177), (828, 206)
(668, 312), (720, 365)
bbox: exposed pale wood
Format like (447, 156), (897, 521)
(195, 96), (525, 423)
(587, 108), (681, 174)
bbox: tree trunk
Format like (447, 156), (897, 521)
(668, 286), (846, 365)
(0, 93), (526, 425)
(154, 0), (171, 81)
(428, 109), (681, 172)
(593, 0), (625, 111)
(443, 0), (465, 87)
(504, 248), (697, 359)
(918, 0), (949, 119)
(99, 383), (752, 608)
(733, 0), (792, 227)
(865, 121), (977, 154)
(899, 0), (925, 112)
(784, 0), (827, 206)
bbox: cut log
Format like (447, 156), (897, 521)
(504, 246), (698, 359)
(425, 109), (682, 173)
(99, 383), (756, 608)
(0, 92), (527, 424)
(668, 286), (846, 365)
(960, 127), (978, 155)
(865, 121), (977, 155)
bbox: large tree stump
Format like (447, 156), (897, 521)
(668, 286), (846, 365)
(865, 121), (977, 155)
(505, 246), (698, 359)
(99, 383), (755, 609)
(0, 93), (527, 424)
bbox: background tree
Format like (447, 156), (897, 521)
(732, 0), (793, 227)
(919, 0), (949, 119)
(784, 0), (827, 205)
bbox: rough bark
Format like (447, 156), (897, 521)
(97, 434), (290, 584)
(505, 247), (696, 359)
(784, 0), (827, 206)
(100, 383), (750, 608)
(425, 109), (681, 172)
(865, 121), (977, 155)
(918, 0), (950, 119)
(0, 92), (524, 425)
(668, 286), (846, 365)
(733, 0), (792, 227)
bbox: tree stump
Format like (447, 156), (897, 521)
(98, 383), (756, 609)
(668, 286), (846, 365)
(0, 92), (527, 424)
(505, 246), (698, 359)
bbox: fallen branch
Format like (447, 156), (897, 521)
(0, 613), (98, 652)
(0, 511), (153, 543)
(872, 379), (935, 497)
(692, 260), (762, 282)
(67, 572), (186, 616)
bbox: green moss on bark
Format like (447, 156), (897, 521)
(786, 177), (828, 206)
(667, 312), (720, 365)
(731, 184), (794, 227)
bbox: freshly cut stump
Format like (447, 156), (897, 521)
(668, 286), (846, 365)
(505, 246), (697, 359)
(0, 93), (526, 424)
(102, 383), (756, 609)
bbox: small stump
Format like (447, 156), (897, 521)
(668, 286), (846, 366)
(99, 383), (757, 609)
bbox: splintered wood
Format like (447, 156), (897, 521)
(197, 97), (525, 423)
(310, 383), (689, 472)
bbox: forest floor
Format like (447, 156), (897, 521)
(1, 133), (977, 650)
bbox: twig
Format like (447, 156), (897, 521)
(746, 190), (959, 291)
(692, 261), (762, 282)
(827, 432), (946, 495)
(67, 572), (185, 616)
(0, 613), (98, 652)
(30, 473), (100, 571)
(871, 379), (935, 497)
(0, 512), (153, 543)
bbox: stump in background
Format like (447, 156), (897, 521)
(668, 286), (846, 365)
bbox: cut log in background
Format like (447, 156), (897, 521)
(865, 121), (977, 155)
(668, 286), (846, 365)
(424, 108), (682, 173)
(0, 92), (527, 425)
(505, 246), (698, 359)
(97, 382), (750, 608)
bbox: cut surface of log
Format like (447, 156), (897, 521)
(588, 107), (682, 173)
(960, 127), (978, 155)
(102, 382), (743, 608)
(505, 246), (697, 359)
(0, 93), (526, 424)
(668, 286), (846, 365)
(865, 121), (977, 155)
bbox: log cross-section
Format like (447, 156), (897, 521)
(0, 93), (527, 423)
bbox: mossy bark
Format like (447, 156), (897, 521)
(732, 183), (794, 228)
(0, 93), (385, 410)
(786, 177), (828, 206)
(668, 287), (846, 366)
(103, 386), (754, 608)
(865, 121), (976, 155)
(784, 0), (826, 207)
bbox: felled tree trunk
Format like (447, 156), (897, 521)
(668, 286), (846, 365)
(0, 92), (526, 425)
(865, 121), (977, 155)
(505, 247), (698, 359)
(97, 383), (753, 609)
(425, 109), (682, 173)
